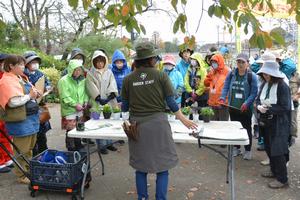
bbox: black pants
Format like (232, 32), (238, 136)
(66, 131), (82, 151)
(33, 122), (51, 156)
(262, 125), (288, 183)
(33, 132), (48, 156)
(229, 109), (252, 151)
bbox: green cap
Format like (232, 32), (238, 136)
(133, 41), (160, 60)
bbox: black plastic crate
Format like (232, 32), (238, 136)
(30, 149), (87, 190)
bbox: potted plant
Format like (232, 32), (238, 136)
(181, 106), (191, 116)
(102, 104), (112, 119)
(200, 107), (214, 123)
(112, 107), (121, 120)
(90, 104), (101, 120)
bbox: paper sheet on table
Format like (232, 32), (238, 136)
(172, 123), (246, 141)
(84, 120), (123, 134)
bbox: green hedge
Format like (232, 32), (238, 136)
(0, 46), (66, 71)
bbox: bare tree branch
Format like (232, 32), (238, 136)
(10, 0), (24, 29)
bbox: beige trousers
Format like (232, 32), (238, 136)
(13, 134), (37, 178)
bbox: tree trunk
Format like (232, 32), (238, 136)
(45, 7), (51, 54)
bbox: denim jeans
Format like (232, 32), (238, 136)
(96, 139), (113, 150)
(135, 170), (169, 200)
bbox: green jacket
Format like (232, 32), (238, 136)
(58, 59), (89, 117)
(184, 53), (207, 96)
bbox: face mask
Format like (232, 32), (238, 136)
(164, 64), (173, 71)
(74, 59), (83, 65)
(212, 62), (218, 69)
(190, 60), (198, 67)
(31, 63), (39, 70)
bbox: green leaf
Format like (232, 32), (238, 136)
(257, 35), (265, 49)
(233, 11), (239, 22)
(95, 3), (104, 9)
(266, 0), (275, 12)
(140, 24), (146, 34)
(171, 0), (178, 12)
(244, 22), (249, 35)
(214, 6), (222, 18)
(181, 0), (187, 5)
(136, 4), (143, 13)
(173, 18), (180, 33)
(88, 8), (99, 18)
(93, 18), (99, 29)
(68, 0), (78, 9)
(208, 5), (215, 17)
(270, 30), (285, 46)
(296, 14), (300, 24)
(220, 0), (239, 10)
(222, 6), (231, 19)
(249, 34), (257, 48)
(180, 22), (185, 33)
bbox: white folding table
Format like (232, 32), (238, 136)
(68, 119), (249, 200)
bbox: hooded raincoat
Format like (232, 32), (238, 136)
(204, 54), (231, 107)
(85, 50), (118, 107)
(184, 53), (207, 96)
(58, 60), (89, 117)
(109, 50), (131, 102)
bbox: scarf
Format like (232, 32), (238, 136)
(0, 72), (24, 109)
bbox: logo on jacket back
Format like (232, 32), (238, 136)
(140, 73), (147, 80)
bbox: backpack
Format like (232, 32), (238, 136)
(229, 69), (252, 86)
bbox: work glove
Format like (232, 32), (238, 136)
(240, 103), (248, 112)
(95, 95), (109, 105)
(191, 93), (198, 101)
(75, 104), (83, 112)
(218, 99), (225, 105)
(257, 105), (268, 114)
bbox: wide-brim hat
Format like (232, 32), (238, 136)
(179, 48), (194, 58)
(133, 41), (160, 60)
(23, 51), (41, 65)
(257, 61), (285, 78)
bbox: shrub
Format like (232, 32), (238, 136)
(181, 106), (191, 116)
(112, 107), (121, 113)
(102, 104), (112, 113)
(200, 107), (214, 117)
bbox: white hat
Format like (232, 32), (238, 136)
(257, 61), (285, 78)
(260, 52), (276, 62)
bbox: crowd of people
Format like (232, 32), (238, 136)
(0, 40), (298, 199)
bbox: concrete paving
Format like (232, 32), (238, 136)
(0, 103), (300, 200)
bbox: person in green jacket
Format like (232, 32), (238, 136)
(184, 52), (208, 109)
(58, 59), (89, 151)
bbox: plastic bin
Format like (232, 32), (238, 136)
(29, 149), (88, 199)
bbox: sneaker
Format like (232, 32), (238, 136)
(118, 140), (125, 145)
(268, 180), (288, 189)
(0, 166), (11, 173)
(107, 145), (118, 151)
(243, 151), (252, 160)
(17, 177), (30, 184)
(257, 144), (265, 151)
(100, 148), (109, 154)
(261, 170), (275, 178)
(232, 148), (242, 157)
(260, 159), (270, 166)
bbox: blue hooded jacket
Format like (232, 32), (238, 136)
(279, 58), (296, 79)
(109, 50), (131, 102)
(24, 68), (51, 89)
